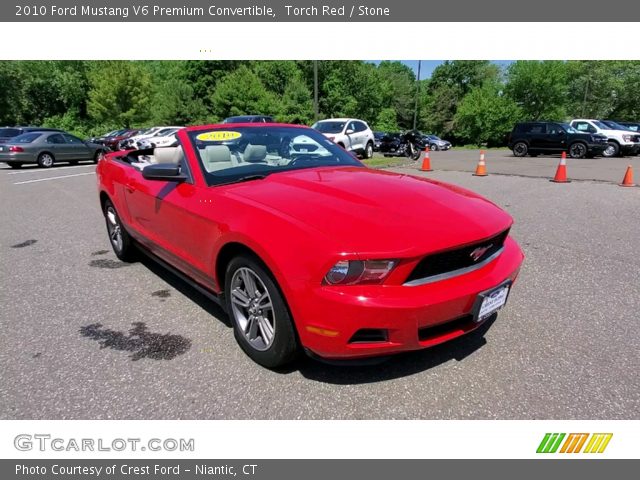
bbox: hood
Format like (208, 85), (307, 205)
(223, 167), (512, 256)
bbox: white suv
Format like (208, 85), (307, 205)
(570, 119), (640, 157)
(312, 118), (375, 159)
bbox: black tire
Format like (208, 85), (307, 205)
(103, 199), (137, 262)
(603, 141), (619, 158)
(512, 142), (528, 157)
(568, 142), (587, 159)
(225, 255), (299, 368)
(363, 142), (374, 159)
(8, 163), (21, 169)
(430, 143), (439, 151)
(37, 152), (55, 168)
(94, 150), (104, 163)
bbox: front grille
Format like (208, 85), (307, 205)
(405, 229), (509, 284)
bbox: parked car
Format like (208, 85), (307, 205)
(373, 131), (386, 151)
(137, 128), (182, 150)
(312, 118), (375, 159)
(570, 119), (640, 157)
(0, 131), (106, 168)
(97, 123), (524, 368)
(379, 130), (428, 160)
(88, 129), (129, 146)
(508, 122), (608, 158)
(223, 115), (274, 123)
(102, 129), (142, 151)
(119, 127), (183, 150)
(424, 134), (452, 151)
(0, 126), (63, 144)
(616, 121), (640, 132)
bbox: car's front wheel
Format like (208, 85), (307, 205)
(103, 199), (136, 262)
(568, 142), (587, 159)
(603, 141), (619, 158)
(430, 143), (439, 151)
(364, 142), (374, 159)
(225, 255), (299, 368)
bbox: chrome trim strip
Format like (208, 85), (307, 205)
(403, 247), (504, 287)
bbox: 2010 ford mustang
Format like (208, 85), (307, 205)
(96, 123), (524, 368)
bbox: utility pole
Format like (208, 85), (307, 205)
(313, 60), (319, 122)
(413, 60), (421, 131)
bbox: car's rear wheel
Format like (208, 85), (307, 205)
(569, 142), (587, 159)
(512, 142), (528, 157)
(225, 255), (299, 368)
(94, 151), (104, 163)
(430, 143), (439, 151)
(103, 199), (136, 262)
(603, 141), (619, 158)
(364, 142), (373, 159)
(37, 152), (54, 168)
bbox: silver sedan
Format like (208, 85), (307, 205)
(0, 131), (106, 169)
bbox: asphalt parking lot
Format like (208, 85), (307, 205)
(1, 155), (638, 420)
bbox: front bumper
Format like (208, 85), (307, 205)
(620, 143), (640, 155)
(294, 236), (524, 360)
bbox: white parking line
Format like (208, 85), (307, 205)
(6, 164), (96, 175)
(14, 172), (96, 185)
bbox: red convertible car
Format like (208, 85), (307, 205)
(97, 124), (524, 368)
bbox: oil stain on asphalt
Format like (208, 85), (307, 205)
(11, 239), (37, 248)
(89, 259), (130, 269)
(79, 322), (191, 361)
(151, 289), (171, 301)
(91, 250), (109, 256)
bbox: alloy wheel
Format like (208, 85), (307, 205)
(230, 267), (275, 351)
(105, 206), (123, 253)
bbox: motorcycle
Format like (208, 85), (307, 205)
(378, 130), (428, 160)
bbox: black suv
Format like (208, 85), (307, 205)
(508, 122), (608, 158)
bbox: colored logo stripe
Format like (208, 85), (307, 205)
(537, 433), (613, 453)
(560, 433), (589, 453)
(583, 433), (613, 453)
(536, 433), (566, 453)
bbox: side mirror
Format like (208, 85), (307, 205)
(346, 129), (354, 135)
(142, 163), (186, 182)
(557, 130), (566, 135)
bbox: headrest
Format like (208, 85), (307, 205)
(203, 145), (231, 164)
(153, 146), (183, 165)
(243, 144), (267, 163)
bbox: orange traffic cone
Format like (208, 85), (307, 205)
(550, 152), (571, 183)
(420, 146), (432, 172)
(619, 165), (635, 187)
(473, 150), (488, 176)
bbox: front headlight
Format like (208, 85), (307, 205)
(324, 260), (396, 285)
(623, 134), (632, 142)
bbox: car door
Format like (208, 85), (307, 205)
(344, 121), (358, 151)
(44, 133), (68, 160)
(63, 134), (92, 160)
(121, 146), (212, 286)
(526, 123), (546, 150)
(354, 121), (368, 151)
(544, 123), (568, 151)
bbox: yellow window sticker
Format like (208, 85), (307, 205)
(196, 131), (242, 141)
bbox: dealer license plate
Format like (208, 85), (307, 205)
(474, 283), (511, 323)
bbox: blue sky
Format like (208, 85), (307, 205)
(371, 60), (513, 79)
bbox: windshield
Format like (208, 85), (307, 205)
(189, 126), (364, 186)
(603, 121), (630, 130)
(11, 133), (42, 143)
(558, 123), (579, 134)
(312, 121), (346, 134)
(0, 128), (22, 137)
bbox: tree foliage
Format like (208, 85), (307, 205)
(1, 60), (640, 145)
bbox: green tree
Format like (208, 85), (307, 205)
(278, 75), (314, 124)
(87, 61), (152, 128)
(453, 82), (522, 146)
(377, 61), (416, 129)
(505, 61), (568, 120)
(373, 107), (399, 132)
(210, 65), (279, 119)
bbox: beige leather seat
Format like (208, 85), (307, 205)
(153, 146), (184, 165)
(243, 144), (267, 163)
(201, 145), (236, 172)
